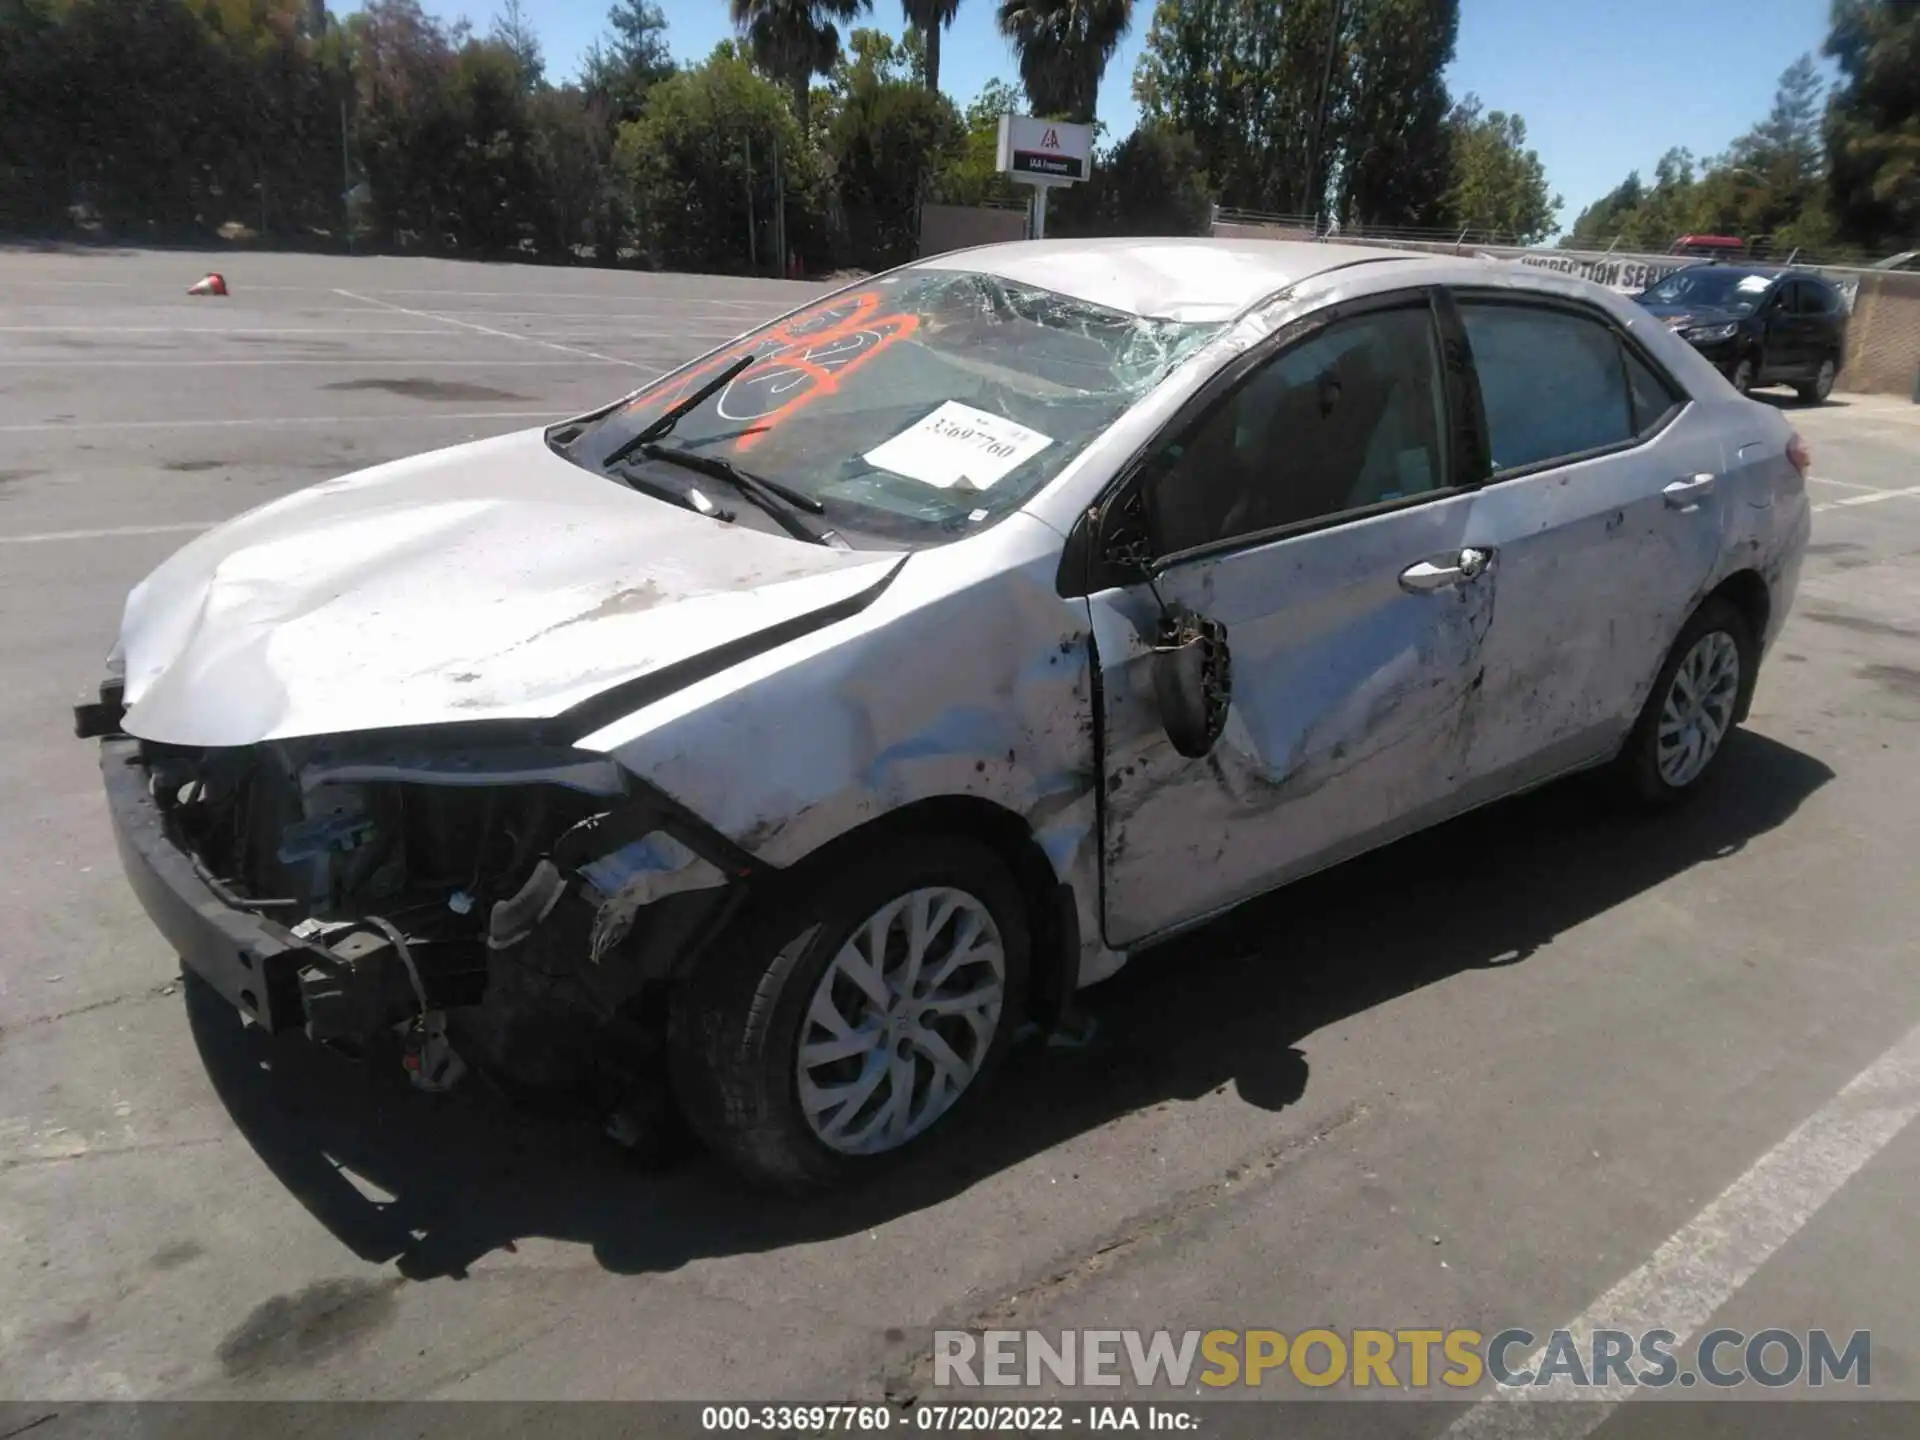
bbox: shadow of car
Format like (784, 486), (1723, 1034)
(184, 730), (1834, 1282)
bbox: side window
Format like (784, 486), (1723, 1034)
(1144, 305), (1447, 555)
(1809, 282), (1840, 315)
(1624, 346), (1685, 435)
(1783, 281), (1810, 314)
(1459, 303), (1634, 473)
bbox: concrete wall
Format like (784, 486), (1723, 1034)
(1213, 220), (1319, 243)
(918, 203), (1027, 258)
(1839, 269), (1920, 396)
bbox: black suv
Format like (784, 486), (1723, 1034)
(1633, 265), (1848, 403)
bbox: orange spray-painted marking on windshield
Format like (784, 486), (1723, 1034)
(627, 290), (920, 451)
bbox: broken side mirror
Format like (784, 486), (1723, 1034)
(1094, 489), (1235, 759)
(1152, 610), (1233, 760)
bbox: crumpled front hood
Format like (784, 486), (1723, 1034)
(117, 427), (898, 747)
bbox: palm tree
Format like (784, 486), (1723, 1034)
(730, 0), (871, 132)
(901, 0), (961, 93)
(995, 0), (1132, 125)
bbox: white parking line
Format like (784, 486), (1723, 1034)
(1445, 1015), (1920, 1438)
(1806, 475), (1883, 491)
(0, 521), (217, 545)
(0, 410), (560, 434)
(333, 288), (649, 368)
(1812, 483), (1920, 513)
(0, 358), (624, 369)
(0, 319), (757, 334)
(0, 325), (455, 336)
(4, 278), (789, 306)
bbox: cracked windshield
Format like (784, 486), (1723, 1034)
(578, 272), (1224, 545)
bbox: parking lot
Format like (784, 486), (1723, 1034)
(3, 248), (1919, 1429)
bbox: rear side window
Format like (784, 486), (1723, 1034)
(1459, 303), (1635, 472)
(1624, 346), (1684, 433)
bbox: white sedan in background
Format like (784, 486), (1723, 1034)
(77, 238), (1812, 1191)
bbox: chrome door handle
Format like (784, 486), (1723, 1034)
(1400, 547), (1490, 593)
(1664, 473), (1717, 510)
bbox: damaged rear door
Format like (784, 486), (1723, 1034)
(1443, 292), (1731, 792)
(1080, 291), (1498, 948)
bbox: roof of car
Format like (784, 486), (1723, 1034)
(1691, 263), (1840, 286)
(910, 237), (1438, 322)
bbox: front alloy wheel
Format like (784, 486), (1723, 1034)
(797, 887), (1005, 1155)
(1731, 357), (1756, 395)
(670, 836), (1029, 1192)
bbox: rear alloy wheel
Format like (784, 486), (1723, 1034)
(669, 836), (1029, 1192)
(1798, 357), (1836, 405)
(1613, 596), (1757, 807)
(1731, 357), (1756, 395)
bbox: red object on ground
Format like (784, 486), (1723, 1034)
(187, 273), (229, 297)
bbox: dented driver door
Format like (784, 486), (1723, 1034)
(1085, 295), (1498, 949)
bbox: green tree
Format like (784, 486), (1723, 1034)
(1132, 0), (1266, 205)
(830, 71), (965, 264)
(1056, 122), (1212, 235)
(581, 0), (675, 124)
(729, 0), (872, 134)
(1823, 0), (1919, 251)
(490, 0), (544, 90)
(529, 82), (619, 260)
(1134, 0), (1455, 223)
(928, 77), (1024, 204)
(996, 0), (1133, 125)
(1710, 54), (1832, 250)
(1331, 0), (1457, 228)
(348, 0), (466, 248)
(900, 0), (959, 93)
(617, 48), (828, 271)
(815, 26), (907, 132)
(1562, 170), (1646, 249)
(0, 0), (70, 230)
(1442, 94), (1560, 243)
(442, 35), (551, 255)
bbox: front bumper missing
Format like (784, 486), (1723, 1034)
(84, 671), (762, 1057)
(99, 736), (313, 1032)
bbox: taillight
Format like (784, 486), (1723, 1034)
(1787, 432), (1812, 480)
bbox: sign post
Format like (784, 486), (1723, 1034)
(995, 115), (1093, 241)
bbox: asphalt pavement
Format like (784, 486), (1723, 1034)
(2, 248), (1918, 1433)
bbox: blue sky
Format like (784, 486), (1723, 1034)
(347, 0), (1835, 235)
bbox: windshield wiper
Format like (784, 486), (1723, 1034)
(606, 464), (736, 523)
(635, 441), (841, 547)
(603, 352), (756, 468)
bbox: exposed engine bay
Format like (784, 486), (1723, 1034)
(139, 731), (746, 1117)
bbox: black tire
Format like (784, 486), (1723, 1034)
(1612, 596), (1758, 809)
(669, 834), (1031, 1193)
(1796, 355), (1837, 405)
(1730, 356), (1757, 396)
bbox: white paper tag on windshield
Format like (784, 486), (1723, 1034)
(863, 402), (1054, 491)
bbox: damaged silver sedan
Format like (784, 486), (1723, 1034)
(76, 239), (1812, 1191)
